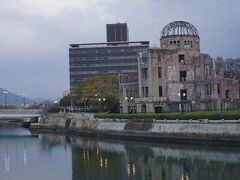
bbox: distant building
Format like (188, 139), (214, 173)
(106, 23), (128, 42)
(69, 23), (149, 99)
(120, 21), (240, 113)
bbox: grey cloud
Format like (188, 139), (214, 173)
(0, 0), (240, 99)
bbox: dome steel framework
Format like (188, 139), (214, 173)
(161, 21), (199, 38)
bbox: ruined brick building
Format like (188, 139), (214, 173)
(120, 21), (240, 113)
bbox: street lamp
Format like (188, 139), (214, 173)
(98, 98), (106, 112)
(129, 96), (135, 113)
(22, 93), (26, 108)
(3, 91), (8, 108)
(178, 92), (186, 114)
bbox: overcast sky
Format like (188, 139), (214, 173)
(0, 0), (240, 100)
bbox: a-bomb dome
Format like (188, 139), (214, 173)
(161, 21), (199, 39)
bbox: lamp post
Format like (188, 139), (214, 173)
(102, 98), (106, 111)
(22, 93), (26, 108)
(178, 92), (186, 114)
(129, 96), (135, 113)
(3, 91), (8, 108)
(98, 98), (106, 112)
(98, 98), (101, 111)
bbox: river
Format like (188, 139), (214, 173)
(0, 125), (240, 180)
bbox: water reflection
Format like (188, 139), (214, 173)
(0, 126), (71, 180)
(23, 144), (28, 169)
(70, 138), (240, 180)
(1, 126), (240, 180)
(4, 144), (10, 174)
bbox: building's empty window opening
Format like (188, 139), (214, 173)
(180, 89), (187, 100)
(184, 41), (187, 48)
(225, 90), (230, 98)
(142, 87), (144, 97)
(158, 67), (162, 78)
(174, 41), (176, 45)
(142, 68), (148, 79)
(217, 83), (221, 95)
(205, 84), (212, 95)
(170, 41), (172, 45)
(158, 54), (161, 62)
(180, 71), (187, 81)
(142, 104), (146, 113)
(177, 41), (180, 47)
(145, 87), (149, 97)
(159, 86), (163, 97)
(179, 54), (185, 63)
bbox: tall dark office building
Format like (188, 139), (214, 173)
(69, 23), (149, 98)
(69, 41), (149, 95)
(107, 23), (129, 42)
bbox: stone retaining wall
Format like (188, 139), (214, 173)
(30, 113), (240, 146)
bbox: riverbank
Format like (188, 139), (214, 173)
(30, 113), (240, 146)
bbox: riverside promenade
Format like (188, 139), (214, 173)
(30, 112), (240, 146)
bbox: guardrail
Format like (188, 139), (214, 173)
(0, 109), (43, 114)
(103, 118), (240, 124)
(154, 119), (240, 124)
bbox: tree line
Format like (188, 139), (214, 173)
(59, 75), (119, 113)
(215, 57), (240, 80)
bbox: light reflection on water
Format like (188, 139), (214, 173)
(0, 126), (240, 180)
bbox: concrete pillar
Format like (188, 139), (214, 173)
(123, 101), (128, 113)
(146, 103), (154, 113)
(137, 104), (142, 113)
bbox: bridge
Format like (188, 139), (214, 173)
(0, 109), (45, 127)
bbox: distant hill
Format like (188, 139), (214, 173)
(0, 88), (35, 107)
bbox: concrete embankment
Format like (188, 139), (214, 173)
(30, 113), (240, 146)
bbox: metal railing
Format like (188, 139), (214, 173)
(154, 119), (240, 124)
